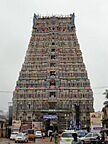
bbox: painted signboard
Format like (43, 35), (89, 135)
(32, 122), (42, 130)
(12, 120), (21, 132)
(90, 112), (102, 132)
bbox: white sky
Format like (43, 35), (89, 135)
(0, 0), (108, 112)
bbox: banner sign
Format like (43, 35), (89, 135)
(43, 115), (58, 120)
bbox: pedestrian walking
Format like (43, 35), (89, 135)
(71, 133), (83, 144)
(49, 131), (53, 142)
(54, 130), (58, 144)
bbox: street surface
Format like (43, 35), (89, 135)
(0, 137), (60, 144)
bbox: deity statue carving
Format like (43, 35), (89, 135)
(33, 13), (39, 28)
(70, 13), (75, 26)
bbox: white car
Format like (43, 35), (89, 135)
(35, 130), (42, 138)
(80, 132), (101, 143)
(60, 130), (76, 144)
(10, 131), (19, 140)
(15, 132), (28, 143)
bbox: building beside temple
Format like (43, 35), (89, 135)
(0, 111), (7, 137)
(12, 13), (94, 130)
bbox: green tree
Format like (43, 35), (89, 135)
(103, 89), (108, 128)
(103, 89), (108, 106)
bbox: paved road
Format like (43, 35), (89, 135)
(0, 137), (60, 144)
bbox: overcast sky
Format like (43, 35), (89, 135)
(0, 0), (108, 112)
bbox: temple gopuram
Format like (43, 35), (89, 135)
(12, 13), (94, 130)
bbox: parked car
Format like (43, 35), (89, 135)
(80, 132), (101, 144)
(77, 130), (88, 138)
(35, 130), (42, 138)
(60, 130), (78, 144)
(10, 131), (19, 140)
(15, 132), (28, 143)
(100, 129), (108, 143)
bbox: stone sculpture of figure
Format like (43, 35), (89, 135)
(70, 13), (75, 26)
(33, 13), (39, 28)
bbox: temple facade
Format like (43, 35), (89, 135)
(12, 14), (94, 130)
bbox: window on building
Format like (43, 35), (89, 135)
(50, 63), (56, 67)
(51, 48), (55, 52)
(52, 42), (55, 45)
(50, 80), (56, 86)
(50, 71), (56, 76)
(28, 116), (31, 121)
(20, 117), (22, 120)
(50, 92), (56, 97)
(51, 55), (56, 59)
(1, 123), (3, 128)
(49, 102), (56, 109)
(28, 104), (31, 109)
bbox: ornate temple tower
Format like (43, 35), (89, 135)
(12, 13), (94, 130)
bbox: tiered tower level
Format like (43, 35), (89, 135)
(13, 13), (94, 129)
